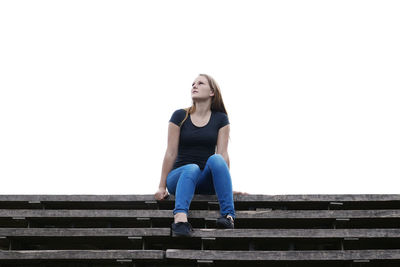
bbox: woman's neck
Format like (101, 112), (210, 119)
(193, 101), (212, 117)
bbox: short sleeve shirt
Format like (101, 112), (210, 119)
(169, 108), (230, 171)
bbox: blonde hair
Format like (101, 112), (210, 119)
(179, 73), (229, 127)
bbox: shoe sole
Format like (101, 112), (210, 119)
(216, 222), (234, 229)
(171, 231), (193, 237)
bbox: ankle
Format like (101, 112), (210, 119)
(174, 212), (188, 223)
(226, 215), (234, 222)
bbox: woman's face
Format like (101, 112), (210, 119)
(191, 76), (214, 101)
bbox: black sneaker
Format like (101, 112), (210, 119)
(216, 214), (234, 229)
(171, 222), (194, 237)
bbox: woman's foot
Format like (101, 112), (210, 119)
(216, 214), (234, 229)
(171, 221), (194, 237)
(171, 212), (193, 237)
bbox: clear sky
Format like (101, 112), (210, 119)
(1, 0), (399, 194)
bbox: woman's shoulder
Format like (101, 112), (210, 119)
(213, 110), (230, 127)
(213, 110), (228, 118)
(170, 108), (187, 122)
(172, 108), (187, 116)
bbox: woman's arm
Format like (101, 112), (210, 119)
(217, 124), (249, 195)
(155, 122), (180, 200)
(158, 151), (177, 189)
(216, 124), (230, 168)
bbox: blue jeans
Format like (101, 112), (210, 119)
(166, 154), (235, 219)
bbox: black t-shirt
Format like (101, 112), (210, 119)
(169, 108), (230, 171)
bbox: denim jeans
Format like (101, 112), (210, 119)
(166, 154), (236, 219)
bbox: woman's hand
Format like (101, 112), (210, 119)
(233, 190), (249, 195)
(154, 187), (169, 200)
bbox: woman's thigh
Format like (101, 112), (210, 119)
(166, 164), (201, 195)
(195, 154), (231, 194)
(195, 163), (216, 195)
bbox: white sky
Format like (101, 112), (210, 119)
(1, 0), (399, 194)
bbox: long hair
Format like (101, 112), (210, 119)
(179, 74), (229, 127)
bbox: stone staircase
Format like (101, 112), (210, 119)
(1, 194), (400, 266)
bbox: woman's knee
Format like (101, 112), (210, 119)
(208, 154), (226, 168)
(186, 163), (201, 172)
(181, 164), (201, 180)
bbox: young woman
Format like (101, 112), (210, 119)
(154, 73), (236, 237)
